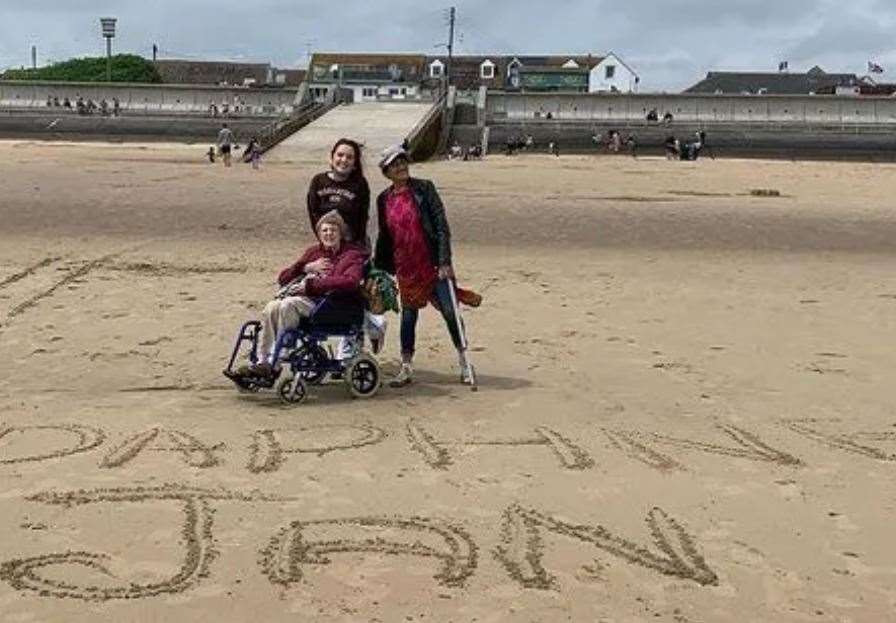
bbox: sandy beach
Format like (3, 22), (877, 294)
(1, 141), (895, 622)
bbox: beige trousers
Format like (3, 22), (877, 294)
(259, 296), (316, 361)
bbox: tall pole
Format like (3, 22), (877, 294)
(100, 18), (117, 82)
(446, 6), (455, 93)
(31, 45), (37, 69)
(438, 6), (457, 154)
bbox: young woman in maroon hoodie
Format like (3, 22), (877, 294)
(306, 138), (371, 246)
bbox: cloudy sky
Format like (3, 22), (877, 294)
(1, 0), (894, 91)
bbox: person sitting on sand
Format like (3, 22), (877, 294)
(230, 210), (368, 380)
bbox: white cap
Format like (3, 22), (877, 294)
(379, 143), (409, 170)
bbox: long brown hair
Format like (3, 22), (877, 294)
(330, 138), (365, 181)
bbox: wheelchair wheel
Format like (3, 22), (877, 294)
(277, 375), (308, 405)
(291, 344), (328, 385)
(344, 355), (380, 399)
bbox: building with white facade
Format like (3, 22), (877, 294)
(588, 53), (640, 93)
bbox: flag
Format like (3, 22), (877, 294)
(868, 61), (885, 74)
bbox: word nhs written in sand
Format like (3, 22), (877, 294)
(1, 484), (716, 601)
(2, 419), (895, 475)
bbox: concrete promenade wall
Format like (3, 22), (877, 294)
(449, 121), (896, 160)
(0, 111), (272, 142)
(0, 81), (299, 115)
(487, 92), (896, 125)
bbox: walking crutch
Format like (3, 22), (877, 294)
(443, 277), (478, 391)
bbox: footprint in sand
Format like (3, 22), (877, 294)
(774, 479), (804, 501)
(803, 362), (847, 375)
(138, 337), (173, 347)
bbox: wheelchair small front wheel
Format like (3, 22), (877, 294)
(277, 375), (308, 405)
(291, 344), (328, 385)
(344, 355), (381, 399)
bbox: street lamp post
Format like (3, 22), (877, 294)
(100, 18), (116, 81)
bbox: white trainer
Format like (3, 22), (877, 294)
(389, 364), (414, 388)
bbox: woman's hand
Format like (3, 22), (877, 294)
(437, 265), (454, 280)
(285, 281), (306, 296)
(305, 258), (332, 275)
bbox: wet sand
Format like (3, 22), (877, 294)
(1, 141), (895, 622)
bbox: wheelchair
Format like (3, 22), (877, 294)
(223, 293), (381, 404)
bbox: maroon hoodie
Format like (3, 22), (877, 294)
(277, 242), (368, 297)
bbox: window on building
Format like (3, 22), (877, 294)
(430, 63), (443, 78)
(481, 61), (495, 79)
(401, 88), (407, 95)
(605, 65), (616, 79)
(388, 87), (399, 95)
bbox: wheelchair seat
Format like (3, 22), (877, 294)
(301, 293), (365, 335)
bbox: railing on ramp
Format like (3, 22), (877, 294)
(256, 100), (340, 155)
(404, 94), (448, 160)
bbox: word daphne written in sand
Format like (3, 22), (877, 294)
(1, 418), (894, 475)
(0, 484), (717, 601)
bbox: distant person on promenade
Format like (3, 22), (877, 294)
(216, 123), (235, 167)
(696, 130), (714, 159)
(249, 139), (262, 170)
(242, 137), (262, 169)
(664, 135), (680, 160)
(374, 143), (481, 388)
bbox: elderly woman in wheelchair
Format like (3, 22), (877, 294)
(224, 210), (383, 403)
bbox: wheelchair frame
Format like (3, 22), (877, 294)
(223, 295), (381, 404)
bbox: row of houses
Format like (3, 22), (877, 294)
(152, 60), (305, 87)
(149, 52), (640, 102)
(149, 57), (895, 100)
(305, 52), (639, 101)
(685, 65), (896, 96)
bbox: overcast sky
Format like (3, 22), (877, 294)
(1, 0), (894, 91)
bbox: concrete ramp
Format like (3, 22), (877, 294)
(266, 102), (433, 164)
